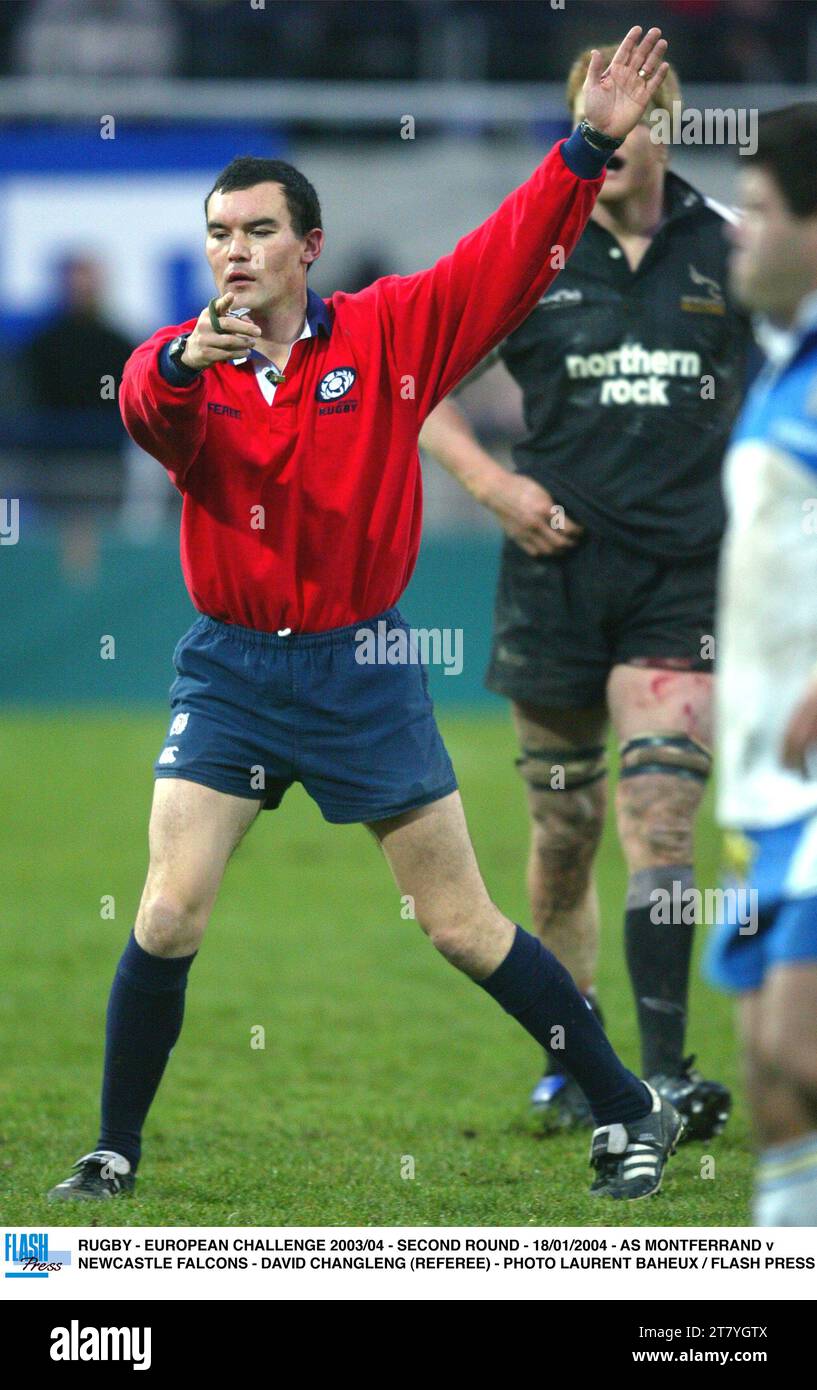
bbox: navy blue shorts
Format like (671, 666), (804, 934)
(153, 609), (458, 824)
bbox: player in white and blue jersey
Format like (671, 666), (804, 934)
(706, 103), (817, 1225)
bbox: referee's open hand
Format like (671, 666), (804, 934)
(583, 26), (669, 141)
(181, 292), (263, 371)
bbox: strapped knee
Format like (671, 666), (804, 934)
(515, 743), (607, 793)
(619, 732), (712, 783)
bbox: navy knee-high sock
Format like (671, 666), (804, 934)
(97, 931), (197, 1171)
(479, 925), (651, 1125)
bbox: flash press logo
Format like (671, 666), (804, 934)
(4, 1231), (70, 1278)
(50, 1321), (152, 1372)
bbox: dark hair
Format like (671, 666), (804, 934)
(744, 104), (817, 218)
(204, 156), (322, 237)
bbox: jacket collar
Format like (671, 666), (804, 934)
(232, 285), (332, 370)
(305, 286), (332, 338)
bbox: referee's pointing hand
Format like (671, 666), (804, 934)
(181, 291), (263, 371)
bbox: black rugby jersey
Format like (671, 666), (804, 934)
(472, 171), (754, 560)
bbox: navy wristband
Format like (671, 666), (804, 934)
(559, 126), (612, 180)
(158, 340), (201, 387)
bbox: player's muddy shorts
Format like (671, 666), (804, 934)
(704, 816), (817, 993)
(153, 609), (458, 823)
(487, 532), (718, 707)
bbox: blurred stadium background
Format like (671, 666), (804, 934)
(3, 0), (815, 1225)
(3, 0), (817, 705)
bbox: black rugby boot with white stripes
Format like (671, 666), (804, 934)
(47, 1149), (135, 1201)
(589, 1085), (686, 1200)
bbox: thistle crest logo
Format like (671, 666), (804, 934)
(316, 367), (357, 402)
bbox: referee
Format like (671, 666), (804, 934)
(48, 29), (687, 1205)
(420, 47), (754, 1138)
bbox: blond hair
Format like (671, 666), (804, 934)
(565, 45), (682, 121)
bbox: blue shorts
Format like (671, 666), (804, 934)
(703, 817), (817, 993)
(153, 609), (458, 824)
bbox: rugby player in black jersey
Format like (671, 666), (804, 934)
(421, 48), (754, 1139)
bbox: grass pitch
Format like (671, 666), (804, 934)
(1, 709), (750, 1227)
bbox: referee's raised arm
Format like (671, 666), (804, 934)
(379, 25), (668, 421)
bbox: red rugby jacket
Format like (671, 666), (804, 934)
(119, 131), (607, 633)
